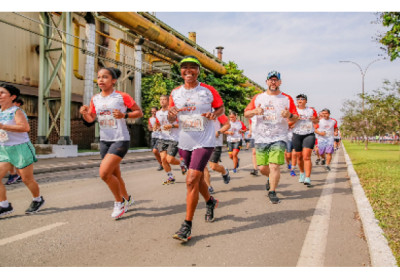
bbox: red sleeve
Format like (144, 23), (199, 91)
(169, 93), (175, 108)
(245, 94), (260, 111)
(282, 93), (298, 115)
(311, 107), (318, 118)
(118, 91), (136, 108)
(332, 118), (338, 128)
(155, 117), (160, 124)
(148, 119), (152, 125)
(217, 114), (229, 125)
(240, 121), (247, 131)
(200, 83), (223, 108)
(89, 96), (96, 114)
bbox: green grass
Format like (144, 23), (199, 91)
(343, 140), (400, 266)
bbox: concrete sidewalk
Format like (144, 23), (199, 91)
(33, 149), (156, 174)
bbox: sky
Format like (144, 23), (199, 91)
(154, 12), (400, 124)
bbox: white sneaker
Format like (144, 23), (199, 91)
(124, 195), (134, 213)
(111, 201), (125, 219)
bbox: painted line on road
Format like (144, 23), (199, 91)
(0, 222), (66, 246)
(296, 153), (339, 267)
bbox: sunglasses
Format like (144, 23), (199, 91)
(297, 98), (306, 101)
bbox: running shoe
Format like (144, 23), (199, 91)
(321, 159), (326, 165)
(163, 176), (176, 185)
(124, 195), (134, 213)
(208, 186), (214, 194)
(287, 164), (292, 170)
(111, 200), (125, 219)
(157, 165), (163, 171)
(265, 179), (270, 191)
(268, 191), (280, 204)
(173, 221), (192, 242)
(299, 173), (305, 183)
(326, 165), (331, 171)
(222, 168), (230, 184)
(16, 175), (22, 183)
(25, 197), (45, 214)
(315, 159), (320, 165)
(290, 170), (296, 176)
(250, 169), (258, 176)
(5, 174), (19, 185)
(0, 203), (14, 217)
(232, 168), (237, 173)
(180, 161), (187, 175)
(304, 177), (313, 187)
(205, 196), (219, 222)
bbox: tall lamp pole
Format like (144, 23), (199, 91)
(339, 58), (384, 112)
(339, 58), (385, 148)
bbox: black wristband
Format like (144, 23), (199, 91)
(124, 113), (129, 119)
(289, 113), (293, 119)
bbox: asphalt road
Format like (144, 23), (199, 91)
(0, 148), (370, 267)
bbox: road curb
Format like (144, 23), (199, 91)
(342, 144), (397, 267)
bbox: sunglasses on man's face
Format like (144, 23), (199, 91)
(297, 98), (306, 101)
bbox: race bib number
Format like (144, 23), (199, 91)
(263, 110), (278, 123)
(300, 123), (313, 131)
(180, 115), (205, 132)
(0, 129), (9, 143)
(231, 137), (241, 143)
(98, 114), (117, 129)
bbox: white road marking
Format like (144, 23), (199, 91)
(296, 153), (339, 267)
(0, 222), (66, 246)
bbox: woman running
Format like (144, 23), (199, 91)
(80, 67), (143, 219)
(291, 94), (319, 186)
(168, 56), (225, 242)
(226, 111), (247, 173)
(0, 84), (45, 216)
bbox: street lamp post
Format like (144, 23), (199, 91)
(339, 58), (385, 149)
(339, 58), (384, 112)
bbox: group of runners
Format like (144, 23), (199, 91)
(0, 55), (340, 243)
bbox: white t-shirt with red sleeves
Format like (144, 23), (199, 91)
(89, 90), (135, 142)
(155, 109), (179, 142)
(315, 118), (337, 144)
(148, 116), (161, 139)
(227, 120), (247, 143)
(169, 82), (224, 151)
(214, 115), (229, 147)
(244, 92), (298, 144)
(293, 107), (318, 135)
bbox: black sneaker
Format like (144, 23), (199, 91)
(205, 196), (219, 222)
(326, 165), (331, 171)
(321, 159), (326, 165)
(25, 197), (45, 214)
(265, 179), (270, 191)
(0, 203), (14, 217)
(157, 165), (163, 171)
(250, 169), (258, 176)
(315, 159), (320, 165)
(268, 191), (280, 204)
(173, 221), (192, 242)
(222, 168), (230, 184)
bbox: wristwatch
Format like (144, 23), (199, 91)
(124, 113), (129, 119)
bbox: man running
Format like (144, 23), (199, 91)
(203, 114), (231, 194)
(226, 111), (247, 173)
(244, 70), (298, 204)
(148, 106), (163, 171)
(155, 95), (187, 185)
(314, 108), (338, 171)
(291, 94), (319, 186)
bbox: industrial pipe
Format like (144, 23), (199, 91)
(99, 12), (227, 75)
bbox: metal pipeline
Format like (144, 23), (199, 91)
(99, 12), (227, 75)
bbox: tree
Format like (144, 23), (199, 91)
(379, 12), (400, 61)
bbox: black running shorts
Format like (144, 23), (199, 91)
(292, 133), (316, 152)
